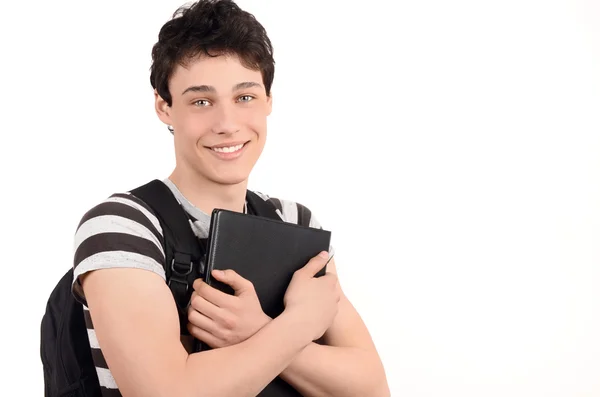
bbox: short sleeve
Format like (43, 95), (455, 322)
(71, 192), (166, 306)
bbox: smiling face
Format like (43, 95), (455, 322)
(155, 54), (272, 187)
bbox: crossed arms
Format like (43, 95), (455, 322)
(82, 254), (390, 397)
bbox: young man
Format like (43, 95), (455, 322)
(73, 1), (389, 396)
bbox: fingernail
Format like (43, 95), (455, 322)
(318, 251), (329, 259)
(212, 269), (224, 277)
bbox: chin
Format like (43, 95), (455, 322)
(209, 172), (250, 186)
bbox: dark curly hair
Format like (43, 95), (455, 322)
(150, 0), (275, 107)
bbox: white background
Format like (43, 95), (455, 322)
(1, 0), (599, 395)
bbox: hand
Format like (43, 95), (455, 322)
(187, 270), (271, 348)
(283, 251), (340, 342)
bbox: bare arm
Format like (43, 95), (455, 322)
(83, 268), (314, 397)
(279, 259), (390, 397)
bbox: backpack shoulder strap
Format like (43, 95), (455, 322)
(245, 191), (283, 221)
(246, 192), (313, 227)
(130, 180), (204, 332)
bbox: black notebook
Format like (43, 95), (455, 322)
(204, 208), (331, 319)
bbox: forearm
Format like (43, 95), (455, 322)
(179, 311), (311, 397)
(280, 343), (389, 397)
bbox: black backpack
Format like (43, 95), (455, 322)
(40, 179), (308, 396)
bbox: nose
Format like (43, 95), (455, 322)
(211, 103), (240, 135)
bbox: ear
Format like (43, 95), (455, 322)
(154, 89), (173, 127)
(266, 92), (273, 116)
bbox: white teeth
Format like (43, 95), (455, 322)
(212, 144), (244, 153)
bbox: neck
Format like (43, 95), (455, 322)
(168, 167), (248, 215)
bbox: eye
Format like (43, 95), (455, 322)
(193, 99), (211, 107)
(237, 95), (254, 103)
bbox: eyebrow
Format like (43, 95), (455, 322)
(181, 81), (262, 95)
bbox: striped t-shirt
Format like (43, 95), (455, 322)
(71, 178), (332, 397)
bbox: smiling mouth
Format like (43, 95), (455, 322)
(206, 141), (250, 158)
(210, 143), (246, 153)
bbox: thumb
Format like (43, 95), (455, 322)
(211, 269), (254, 295)
(300, 251), (330, 278)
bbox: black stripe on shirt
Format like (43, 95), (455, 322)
(91, 348), (109, 369)
(84, 309), (93, 328)
(100, 386), (123, 397)
(268, 197), (283, 214)
(113, 192), (156, 217)
(74, 232), (164, 269)
(77, 201), (163, 244)
(296, 203), (313, 228)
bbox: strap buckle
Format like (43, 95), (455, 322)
(168, 253), (194, 297)
(167, 276), (189, 292)
(171, 257), (193, 276)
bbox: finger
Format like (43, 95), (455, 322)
(187, 305), (220, 335)
(187, 324), (223, 349)
(194, 279), (237, 308)
(189, 292), (223, 320)
(298, 251), (330, 277)
(211, 269), (254, 295)
(192, 277), (204, 291)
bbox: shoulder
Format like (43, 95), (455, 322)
(72, 192), (167, 305)
(251, 191), (323, 229)
(76, 192), (163, 236)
